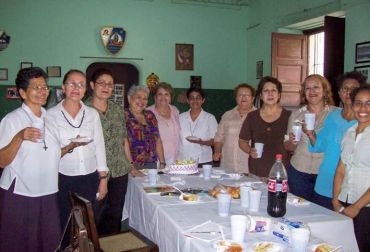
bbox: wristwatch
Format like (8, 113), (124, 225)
(338, 206), (345, 213)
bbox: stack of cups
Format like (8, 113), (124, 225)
(230, 215), (248, 243)
(291, 228), (310, 252)
(202, 164), (212, 180)
(217, 192), (232, 217)
(148, 169), (158, 186)
(248, 190), (262, 212)
(254, 143), (264, 158)
(240, 186), (252, 208)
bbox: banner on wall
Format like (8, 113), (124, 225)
(0, 31), (10, 51)
(100, 27), (126, 55)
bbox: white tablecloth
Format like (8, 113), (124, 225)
(122, 169), (359, 252)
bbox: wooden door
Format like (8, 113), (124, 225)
(271, 33), (308, 109)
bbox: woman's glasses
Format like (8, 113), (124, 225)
(65, 82), (86, 89)
(28, 85), (50, 92)
(95, 81), (114, 89)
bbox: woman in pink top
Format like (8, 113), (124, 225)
(213, 83), (256, 173)
(147, 82), (181, 165)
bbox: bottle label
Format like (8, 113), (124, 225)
(268, 179), (288, 192)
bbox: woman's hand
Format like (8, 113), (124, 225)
(97, 178), (108, 201)
(343, 205), (361, 218)
(19, 127), (42, 142)
(249, 148), (258, 159)
(130, 166), (145, 177)
(332, 199), (343, 212)
(213, 152), (222, 161)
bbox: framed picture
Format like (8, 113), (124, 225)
(256, 61), (263, 79)
(355, 41), (370, 63)
(21, 62), (33, 69)
(0, 68), (8, 80)
(6, 87), (20, 99)
(354, 65), (370, 78)
(47, 66), (61, 77)
(190, 76), (202, 88)
(175, 44), (193, 70)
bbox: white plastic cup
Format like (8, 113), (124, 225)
(248, 190), (262, 212)
(254, 143), (264, 158)
(230, 215), (248, 243)
(202, 164), (212, 180)
(291, 228), (310, 252)
(148, 169), (158, 186)
(304, 113), (316, 130)
(240, 186), (252, 208)
(31, 121), (44, 143)
(217, 193), (232, 217)
(292, 125), (302, 142)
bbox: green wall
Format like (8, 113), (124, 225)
(0, 0), (249, 89)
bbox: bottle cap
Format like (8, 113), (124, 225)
(275, 154), (283, 160)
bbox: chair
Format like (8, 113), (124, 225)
(69, 192), (159, 252)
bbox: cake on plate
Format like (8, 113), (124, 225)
(167, 160), (198, 174)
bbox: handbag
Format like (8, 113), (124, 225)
(55, 207), (95, 252)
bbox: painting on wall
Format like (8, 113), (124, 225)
(0, 68), (8, 80)
(354, 65), (370, 78)
(21, 62), (33, 69)
(47, 66), (61, 77)
(6, 87), (20, 99)
(190, 76), (201, 88)
(355, 41), (370, 63)
(176, 44), (193, 70)
(256, 61), (263, 79)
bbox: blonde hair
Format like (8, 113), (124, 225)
(301, 74), (334, 105)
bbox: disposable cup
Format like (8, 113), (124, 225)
(304, 113), (316, 130)
(254, 143), (264, 158)
(202, 164), (212, 180)
(292, 125), (303, 141)
(31, 121), (44, 143)
(230, 215), (248, 243)
(148, 169), (158, 186)
(240, 186), (252, 208)
(248, 190), (262, 212)
(291, 228), (310, 252)
(217, 193), (231, 217)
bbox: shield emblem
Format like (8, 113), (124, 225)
(0, 31), (11, 51)
(100, 27), (126, 55)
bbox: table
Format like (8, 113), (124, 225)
(122, 169), (359, 252)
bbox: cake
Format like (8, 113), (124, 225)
(168, 160), (198, 174)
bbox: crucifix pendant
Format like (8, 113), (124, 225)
(43, 141), (48, 151)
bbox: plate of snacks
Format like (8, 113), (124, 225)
(209, 184), (240, 199)
(287, 196), (310, 206)
(179, 193), (200, 203)
(309, 243), (341, 252)
(69, 136), (93, 143)
(251, 242), (286, 252)
(214, 240), (244, 252)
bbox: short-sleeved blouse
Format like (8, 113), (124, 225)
(239, 109), (291, 177)
(124, 109), (160, 165)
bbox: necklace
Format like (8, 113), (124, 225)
(61, 110), (85, 128)
(22, 108), (48, 151)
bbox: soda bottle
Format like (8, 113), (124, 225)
(267, 154), (288, 217)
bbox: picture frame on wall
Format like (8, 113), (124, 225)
(21, 62), (33, 69)
(354, 65), (370, 78)
(47, 66), (61, 77)
(0, 68), (8, 80)
(355, 41), (370, 63)
(256, 61), (263, 79)
(175, 44), (194, 70)
(6, 87), (20, 99)
(190, 76), (201, 88)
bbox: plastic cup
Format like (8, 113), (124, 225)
(291, 228), (310, 252)
(292, 125), (302, 142)
(254, 143), (264, 158)
(148, 169), (158, 186)
(240, 186), (252, 208)
(217, 193), (231, 217)
(304, 113), (316, 130)
(31, 121), (44, 143)
(248, 190), (262, 212)
(202, 164), (212, 180)
(230, 215), (248, 243)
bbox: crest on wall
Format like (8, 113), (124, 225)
(0, 31), (11, 51)
(100, 27), (126, 55)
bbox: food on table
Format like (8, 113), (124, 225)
(209, 184), (240, 199)
(215, 240), (243, 252)
(182, 193), (199, 201)
(253, 242), (284, 252)
(314, 243), (333, 252)
(168, 159), (199, 174)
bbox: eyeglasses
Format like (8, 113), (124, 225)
(189, 96), (203, 101)
(95, 81), (114, 89)
(65, 82), (86, 89)
(237, 94), (252, 98)
(353, 100), (370, 109)
(28, 85), (50, 92)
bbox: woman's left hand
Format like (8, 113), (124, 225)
(343, 205), (361, 218)
(97, 179), (108, 201)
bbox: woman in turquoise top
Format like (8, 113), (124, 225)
(306, 71), (367, 209)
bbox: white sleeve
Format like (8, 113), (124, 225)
(92, 111), (108, 172)
(0, 116), (15, 149)
(208, 114), (218, 139)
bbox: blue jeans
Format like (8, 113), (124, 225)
(287, 164), (317, 202)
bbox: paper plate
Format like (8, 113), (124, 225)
(69, 136), (93, 143)
(179, 194), (200, 203)
(251, 242), (286, 252)
(214, 240), (245, 252)
(186, 136), (201, 141)
(308, 243), (340, 252)
(287, 196), (310, 206)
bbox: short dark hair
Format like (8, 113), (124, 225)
(234, 83), (256, 98)
(337, 71), (368, 89)
(186, 87), (205, 99)
(90, 68), (114, 83)
(256, 76), (282, 98)
(62, 69), (85, 84)
(15, 67), (48, 93)
(350, 84), (370, 104)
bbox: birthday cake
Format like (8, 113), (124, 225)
(168, 160), (198, 175)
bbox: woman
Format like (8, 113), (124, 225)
(213, 83), (255, 173)
(0, 67), (61, 251)
(178, 87), (218, 166)
(307, 72), (366, 209)
(333, 85), (370, 252)
(147, 82), (181, 164)
(86, 68), (141, 235)
(284, 74), (335, 202)
(239, 76), (290, 178)
(125, 85), (166, 169)
(46, 69), (109, 233)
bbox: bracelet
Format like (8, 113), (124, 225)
(99, 174), (108, 180)
(67, 148), (73, 153)
(338, 206), (345, 213)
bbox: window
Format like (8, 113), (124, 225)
(308, 31), (324, 75)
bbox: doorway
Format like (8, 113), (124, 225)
(86, 62), (139, 109)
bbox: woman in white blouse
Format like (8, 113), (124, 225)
(46, 69), (108, 240)
(0, 67), (61, 251)
(178, 87), (218, 165)
(333, 85), (370, 252)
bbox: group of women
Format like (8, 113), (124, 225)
(0, 66), (369, 251)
